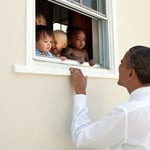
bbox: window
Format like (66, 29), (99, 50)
(14, 0), (118, 78)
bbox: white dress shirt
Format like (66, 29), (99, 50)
(72, 86), (150, 150)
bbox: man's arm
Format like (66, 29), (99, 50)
(69, 68), (126, 149)
(72, 94), (126, 148)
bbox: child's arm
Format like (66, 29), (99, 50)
(85, 50), (95, 66)
(62, 48), (85, 64)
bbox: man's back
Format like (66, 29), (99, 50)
(111, 87), (150, 150)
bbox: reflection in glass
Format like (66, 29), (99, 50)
(83, 0), (97, 10)
(98, 0), (106, 14)
(72, 0), (106, 14)
(74, 0), (80, 2)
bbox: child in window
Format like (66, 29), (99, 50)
(36, 25), (54, 57)
(36, 13), (47, 25)
(51, 30), (68, 60)
(62, 26), (95, 66)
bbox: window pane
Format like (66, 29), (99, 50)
(72, 0), (106, 14)
(97, 0), (106, 14)
(100, 20), (110, 68)
(82, 0), (97, 10)
(74, 0), (80, 2)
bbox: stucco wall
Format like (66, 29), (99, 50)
(0, 0), (150, 150)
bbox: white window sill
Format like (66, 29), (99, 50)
(13, 58), (118, 79)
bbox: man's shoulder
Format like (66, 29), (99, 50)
(115, 99), (147, 114)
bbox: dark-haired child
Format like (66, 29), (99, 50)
(62, 26), (95, 66)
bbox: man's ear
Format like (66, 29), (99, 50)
(129, 68), (136, 78)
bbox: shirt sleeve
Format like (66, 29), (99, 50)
(72, 94), (126, 149)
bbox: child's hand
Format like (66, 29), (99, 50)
(77, 57), (85, 64)
(59, 56), (67, 61)
(89, 59), (95, 66)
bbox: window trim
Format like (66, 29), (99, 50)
(48, 0), (107, 20)
(14, 0), (119, 79)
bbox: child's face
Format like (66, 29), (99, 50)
(36, 16), (46, 25)
(70, 31), (86, 50)
(36, 35), (53, 52)
(51, 37), (66, 55)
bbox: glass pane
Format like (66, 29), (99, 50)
(74, 0), (80, 2)
(99, 20), (109, 68)
(72, 0), (106, 15)
(82, 0), (97, 10)
(98, 0), (106, 14)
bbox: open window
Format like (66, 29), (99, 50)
(14, 0), (118, 78)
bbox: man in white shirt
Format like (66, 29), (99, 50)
(69, 45), (150, 150)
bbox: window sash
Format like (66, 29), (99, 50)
(71, 0), (106, 15)
(48, 0), (107, 20)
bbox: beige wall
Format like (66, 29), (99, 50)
(116, 0), (150, 58)
(0, 0), (150, 150)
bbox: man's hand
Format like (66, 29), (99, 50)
(69, 68), (87, 94)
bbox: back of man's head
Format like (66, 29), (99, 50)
(126, 45), (150, 84)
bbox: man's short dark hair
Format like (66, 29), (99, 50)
(126, 45), (150, 84)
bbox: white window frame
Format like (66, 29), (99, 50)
(14, 0), (118, 78)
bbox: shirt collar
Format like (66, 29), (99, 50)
(129, 86), (150, 101)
